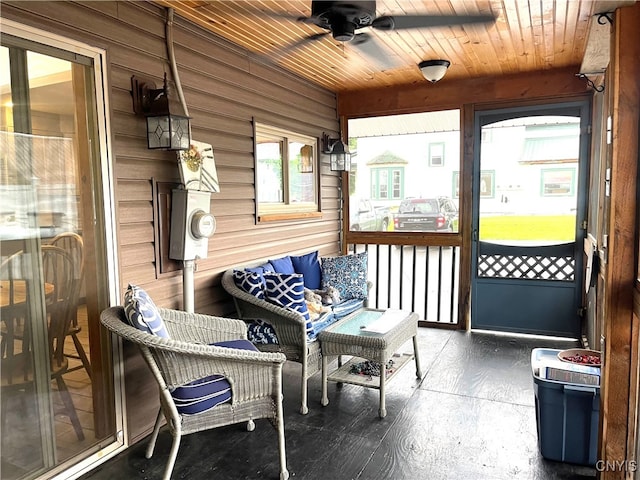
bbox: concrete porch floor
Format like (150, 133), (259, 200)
(80, 327), (597, 480)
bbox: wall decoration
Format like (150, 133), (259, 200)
(178, 140), (220, 192)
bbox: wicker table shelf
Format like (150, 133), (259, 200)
(319, 308), (422, 418)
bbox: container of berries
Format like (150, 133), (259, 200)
(557, 348), (601, 367)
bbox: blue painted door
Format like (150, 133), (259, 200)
(471, 102), (590, 338)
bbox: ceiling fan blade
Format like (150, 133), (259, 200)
(351, 32), (402, 71)
(372, 14), (497, 31)
(271, 32), (330, 61)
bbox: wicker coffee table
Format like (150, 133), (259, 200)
(319, 308), (422, 418)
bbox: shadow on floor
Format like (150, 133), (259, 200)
(80, 328), (597, 480)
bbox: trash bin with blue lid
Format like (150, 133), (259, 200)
(531, 348), (600, 466)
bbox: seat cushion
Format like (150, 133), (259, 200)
(291, 250), (322, 290)
(308, 311), (336, 340)
(123, 284), (169, 338)
(332, 298), (365, 319)
(321, 252), (369, 301)
(171, 339), (258, 415)
(233, 270), (265, 299)
(263, 272), (313, 340)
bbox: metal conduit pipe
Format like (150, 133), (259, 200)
(166, 7), (195, 313)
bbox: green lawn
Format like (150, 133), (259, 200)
(480, 215), (575, 241)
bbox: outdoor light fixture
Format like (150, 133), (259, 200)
(322, 132), (352, 172)
(418, 59), (451, 83)
(132, 73), (191, 151)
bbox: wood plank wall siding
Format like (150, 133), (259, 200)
(600, 4), (640, 479)
(2, 0), (341, 442)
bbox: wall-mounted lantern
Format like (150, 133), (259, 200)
(132, 73), (191, 151)
(322, 132), (352, 172)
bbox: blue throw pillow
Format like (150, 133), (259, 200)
(233, 270), (265, 299)
(269, 256), (295, 274)
(321, 252), (368, 301)
(123, 284), (169, 338)
(171, 339), (258, 415)
(263, 272), (313, 340)
(245, 261), (274, 275)
(291, 250), (322, 290)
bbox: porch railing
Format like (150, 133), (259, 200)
(348, 243), (460, 326)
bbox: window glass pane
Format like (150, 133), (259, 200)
(348, 110), (460, 232)
(257, 141), (283, 203)
(429, 143), (444, 166)
(288, 141), (315, 203)
(255, 124), (318, 216)
(392, 170), (401, 198)
(379, 170), (388, 199)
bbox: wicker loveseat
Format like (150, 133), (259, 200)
(221, 251), (369, 414)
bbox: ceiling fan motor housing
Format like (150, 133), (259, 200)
(311, 1), (377, 41)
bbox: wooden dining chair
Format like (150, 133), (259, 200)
(51, 232), (91, 379)
(0, 246), (84, 441)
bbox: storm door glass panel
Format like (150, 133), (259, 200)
(1, 40), (115, 479)
(478, 117), (580, 247)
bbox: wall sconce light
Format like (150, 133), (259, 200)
(132, 73), (191, 151)
(322, 133), (352, 172)
(418, 59), (451, 83)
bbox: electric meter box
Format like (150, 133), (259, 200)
(169, 189), (216, 261)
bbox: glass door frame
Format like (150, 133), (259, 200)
(2, 19), (126, 480)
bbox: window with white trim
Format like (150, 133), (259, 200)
(255, 123), (318, 218)
(429, 142), (445, 166)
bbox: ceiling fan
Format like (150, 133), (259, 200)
(268, 1), (497, 70)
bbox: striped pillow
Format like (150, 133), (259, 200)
(171, 339), (258, 415)
(123, 284), (169, 338)
(263, 272), (314, 341)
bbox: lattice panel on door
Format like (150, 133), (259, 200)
(477, 253), (575, 281)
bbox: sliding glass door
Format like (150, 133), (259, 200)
(1, 30), (118, 479)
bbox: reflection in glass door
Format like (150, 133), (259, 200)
(1, 36), (116, 479)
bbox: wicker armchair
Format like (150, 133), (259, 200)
(100, 306), (289, 480)
(221, 268), (319, 415)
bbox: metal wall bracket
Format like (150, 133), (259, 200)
(597, 12), (613, 25)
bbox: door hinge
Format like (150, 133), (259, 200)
(577, 307), (586, 317)
(581, 220), (587, 230)
(586, 124), (592, 135)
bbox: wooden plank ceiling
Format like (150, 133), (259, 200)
(161, 0), (630, 93)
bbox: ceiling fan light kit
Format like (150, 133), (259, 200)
(419, 59), (451, 83)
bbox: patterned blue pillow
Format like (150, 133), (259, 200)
(263, 272), (313, 340)
(233, 270), (265, 299)
(321, 252), (368, 301)
(247, 320), (279, 344)
(171, 339), (258, 415)
(123, 284), (169, 338)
